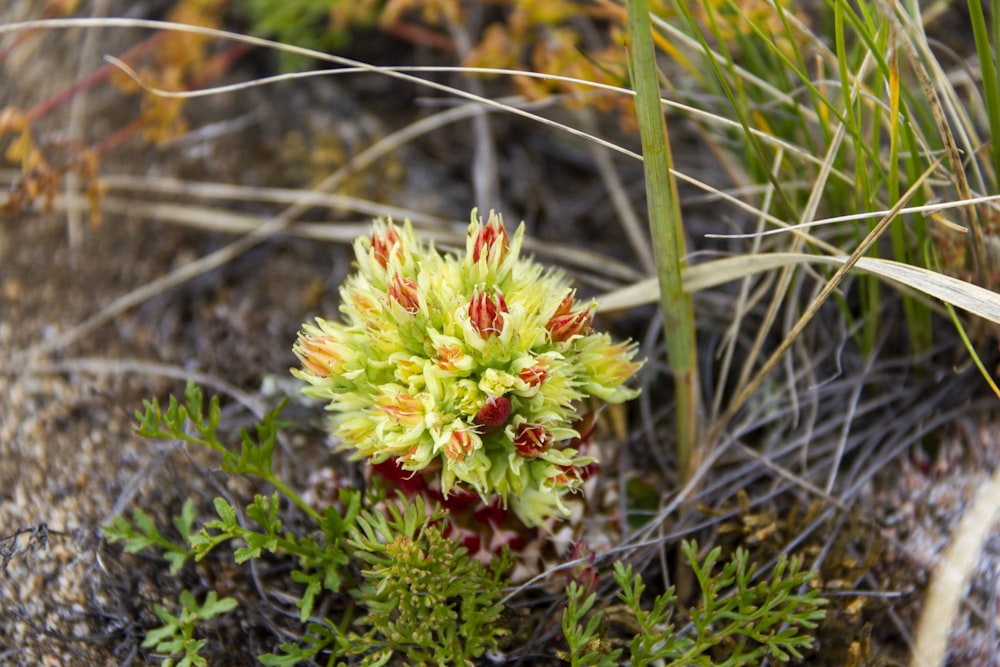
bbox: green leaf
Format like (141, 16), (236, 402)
(259, 620), (343, 666)
(177, 639), (208, 667)
(142, 610), (179, 648)
(212, 497), (238, 528)
(246, 493), (281, 529)
(360, 649), (393, 667)
(157, 637), (187, 655)
(259, 648), (309, 667)
(178, 589), (199, 613)
(197, 590), (238, 620)
(220, 402), (284, 477)
(183, 381), (204, 426)
(133, 397), (168, 439)
(291, 569), (322, 623)
(164, 550), (189, 576)
(131, 508), (158, 540)
(103, 514), (153, 553)
(142, 590), (235, 667)
(235, 531), (275, 562)
(173, 498), (196, 542)
(189, 528), (228, 560)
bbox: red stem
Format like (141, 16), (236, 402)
(24, 33), (164, 124)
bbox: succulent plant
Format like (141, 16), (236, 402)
(293, 210), (641, 526)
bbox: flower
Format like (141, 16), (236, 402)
(388, 274), (420, 314)
(471, 212), (510, 265)
(468, 287), (508, 338)
(514, 423), (553, 458)
(546, 293), (594, 342)
(293, 209), (642, 526)
(474, 395), (512, 433)
(371, 222), (402, 268)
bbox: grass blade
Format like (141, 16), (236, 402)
(625, 0), (700, 481)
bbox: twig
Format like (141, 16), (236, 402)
(911, 464), (1000, 667)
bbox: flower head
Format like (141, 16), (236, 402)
(293, 209), (642, 526)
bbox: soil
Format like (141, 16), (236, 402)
(2, 3), (999, 667)
(0, 6), (416, 665)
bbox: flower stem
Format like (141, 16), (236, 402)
(267, 475), (322, 523)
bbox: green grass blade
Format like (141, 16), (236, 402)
(626, 0), (701, 482)
(968, 0), (1000, 183)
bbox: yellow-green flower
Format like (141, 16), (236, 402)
(293, 209), (642, 526)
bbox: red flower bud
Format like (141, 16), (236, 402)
(371, 223), (402, 268)
(444, 428), (474, 461)
(471, 214), (510, 264)
(296, 335), (342, 377)
(551, 464), (586, 487)
(547, 306), (593, 342)
(514, 423), (552, 458)
(518, 360), (549, 387)
(378, 393), (423, 426)
(474, 395), (511, 433)
(388, 274), (419, 314)
(435, 345), (463, 372)
(469, 288), (508, 338)
(552, 294), (575, 317)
